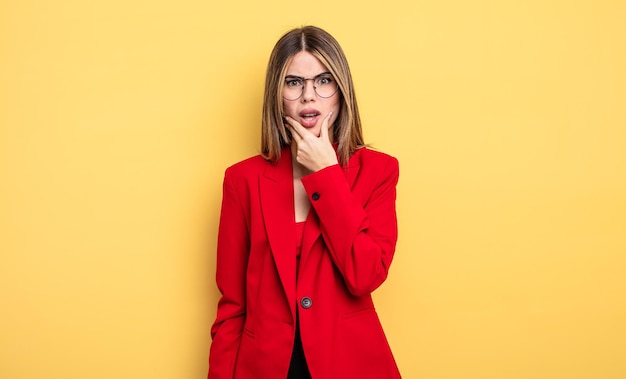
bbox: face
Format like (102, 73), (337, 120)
(282, 51), (340, 138)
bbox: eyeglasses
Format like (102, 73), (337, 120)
(283, 72), (339, 101)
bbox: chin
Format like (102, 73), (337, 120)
(301, 124), (320, 136)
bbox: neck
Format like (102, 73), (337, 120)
(290, 142), (311, 179)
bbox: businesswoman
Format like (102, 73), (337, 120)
(208, 26), (401, 379)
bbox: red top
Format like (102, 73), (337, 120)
(295, 221), (305, 278)
(295, 222), (305, 256)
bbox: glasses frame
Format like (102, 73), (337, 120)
(282, 72), (339, 101)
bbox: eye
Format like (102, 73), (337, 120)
(285, 78), (303, 87)
(316, 75), (334, 86)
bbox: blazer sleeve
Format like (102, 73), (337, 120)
(301, 153), (399, 297)
(208, 167), (249, 379)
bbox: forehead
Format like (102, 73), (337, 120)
(285, 51), (329, 76)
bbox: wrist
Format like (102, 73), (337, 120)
(314, 160), (338, 172)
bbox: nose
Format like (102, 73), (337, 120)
(301, 80), (316, 102)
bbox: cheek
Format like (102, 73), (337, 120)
(332, 95), (341, 109)
(330, 99), (341, 119)
(282, 100), (296, 117)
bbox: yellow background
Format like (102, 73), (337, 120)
(1, 0), (625, 378)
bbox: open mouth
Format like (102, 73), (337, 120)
(299, 110), (321, 128)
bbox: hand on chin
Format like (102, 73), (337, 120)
(307, 124), (322, 137)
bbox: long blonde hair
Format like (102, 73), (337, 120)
(261, 26), (364, 166)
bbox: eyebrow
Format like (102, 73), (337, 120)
(284, 72), (332, 79)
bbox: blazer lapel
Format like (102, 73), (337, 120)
(259, 148), (296, 321)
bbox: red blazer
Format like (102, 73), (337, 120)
(208, 147), (401, 379)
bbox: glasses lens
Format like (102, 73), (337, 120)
(284, 78), (303, 100)
(314, 75), (338, 98)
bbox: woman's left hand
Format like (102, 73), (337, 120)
(286, 112), (339, 172)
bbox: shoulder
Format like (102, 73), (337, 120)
(352, 147), (399, 171)
(224, 154), (270, 176)
(221, 154), (270, 186)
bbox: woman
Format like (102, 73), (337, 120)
(208, 26), (401, 379)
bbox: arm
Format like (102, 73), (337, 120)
(208, 168), (249, 379)
(301, 156), (399, 297)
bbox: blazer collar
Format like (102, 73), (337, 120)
(259, 147), (297, 321)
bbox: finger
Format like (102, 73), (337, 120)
(287, 125), (302, 144)
(285, 116), (307, 138)
(294, 119), (314, 140)
(284, 116), (304, 141)
(320, 111), (333, 140)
